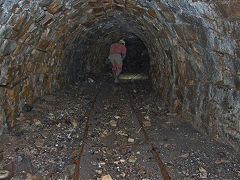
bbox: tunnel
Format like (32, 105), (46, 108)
(0, 0), (240, 179)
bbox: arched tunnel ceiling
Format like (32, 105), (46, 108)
(43, 0), (161, 44)
(51, 0), (166, 50)
(1, 0), (238, 59)
(0, 0), (240, 150)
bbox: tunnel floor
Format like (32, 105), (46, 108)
(0, 74), (239, 179)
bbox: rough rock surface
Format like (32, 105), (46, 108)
(0, 76), (239, 179)
(0, 0), (239, 150)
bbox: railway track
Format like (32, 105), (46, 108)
(72, 84), (103, 180)
(125, 82), (171, 180)
(72, 80), (171, 179)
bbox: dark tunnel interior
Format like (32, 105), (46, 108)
(122, 35), (150, 74)
(102, 34), (150, 77)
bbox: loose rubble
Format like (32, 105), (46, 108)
(0, 76), (239, 179)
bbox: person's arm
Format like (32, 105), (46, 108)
(121, 46), (126, 59)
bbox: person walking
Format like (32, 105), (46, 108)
(108, 40), (126, 83)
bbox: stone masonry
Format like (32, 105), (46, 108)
(0, 0), (239, 150)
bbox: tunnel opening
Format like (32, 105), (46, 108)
(64, 23), (152, 83)
(102, 34), (151, 82)
(120, 34), (150, 75)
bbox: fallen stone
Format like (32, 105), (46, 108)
(144, 115), (150, 120)
(120, 159), (125, 163)
(165, 162), (173, 167)
(164, 143), (170, 147)
(128, 138), (134, 143)
(16, 115), (26, 121)
(71, 120), (77, 128)
(97, 174), (113, 180)
(114, 160), (120, 164)
(34, 118), (42, 126)
(110, 120), (117, 127)
(0, 170), (10, 179)
(114, 115), (121, 119)
(120, 172), (126, 177)
(35, 139), (45, 148)
(128, 155), (137, 163)
(98, 162), (106, 166)
(116, 131), (128, 136)
(235, 169), (240, 175)
(143, 121), (151, 127)
(199, 167), (207, 179)
(179, 153), (190, 158)
(88, 78), (94, 83)
(106, 149), (112, 155)
(91, 162), (97, 166)
(96, 170), (102, 175)
(26, 173), (33, 180)
(215, 159), (229, 164)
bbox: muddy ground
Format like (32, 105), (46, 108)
(0, 74), (239, 180)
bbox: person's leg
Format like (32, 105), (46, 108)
(109, 54), (118, 81)
(115, 55), (123, 81)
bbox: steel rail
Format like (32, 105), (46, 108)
(125, 83), (171, 180)
(72, 86), (102, 180)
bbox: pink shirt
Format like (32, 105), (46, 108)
(109, 43), (126, 55)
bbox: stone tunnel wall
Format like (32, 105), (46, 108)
(0, 0), (239, 150)
(63, 36), (110, 82)
(148, 1), (240, 151)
